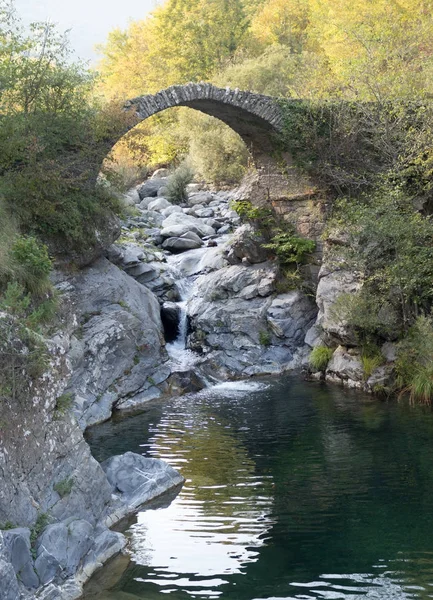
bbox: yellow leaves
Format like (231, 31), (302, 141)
(250, 0), (310, 52)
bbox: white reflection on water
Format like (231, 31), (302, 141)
(128, 480), (275, 592)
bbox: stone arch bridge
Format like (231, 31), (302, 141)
(124, 83), (284, 156)
(120, 84), (326, 260)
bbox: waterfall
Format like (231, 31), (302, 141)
(165, 269), (200, 372)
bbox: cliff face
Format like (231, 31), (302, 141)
(0, 255), (183, 599)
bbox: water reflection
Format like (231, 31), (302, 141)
(84, 376), (433, 600)
(128, 381), (276, 594)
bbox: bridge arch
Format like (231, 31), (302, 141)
(123, 83), (284, 156)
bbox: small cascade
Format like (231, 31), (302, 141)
(165, 267), (200, 372)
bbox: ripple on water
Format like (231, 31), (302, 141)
(84, 376), (433, 600)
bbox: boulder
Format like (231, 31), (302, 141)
(138, 197), (155, 210)
(316, 265), (361, 346)
(122, 188), (140, 206)
(35, 520), (94, 583)
(0, 554), (20, 600)
(138, 178), (167, 199)
(326, 346), (364, 387)
(195, 208), (214, 218)
(226, 224), (268, 264)
(101, 452), (184, 508)
(148, 198), (171, 212)
(161, 205), (183, 217)
(167, 370), (206, 395)
(188, 192), (213, 205)
(180, 231), (203, 245)
(161, 212), (215, 238)
(266, 292), (317, 344)
(2, 528), (39, 589)
(162, 237), (202, 252)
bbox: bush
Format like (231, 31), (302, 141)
(396, 316), (433, 404)
(309, 345), (334, 371)
(263, 231), (315, 265)
(165, 163), (194, 204)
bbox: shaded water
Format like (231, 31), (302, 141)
(85, 376), (433, 599)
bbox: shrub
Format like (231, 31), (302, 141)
(396, 316), (433, 404)
(165, 163), (194, 204)
(309, 345), (334, 371)
(54, 392), (74, 417)
(263, 231), (315, 265)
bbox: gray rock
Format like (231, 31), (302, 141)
(162, 237), (202, 252)
(148, 198), (171, 212)
(161, 212), (215, 238)
(65, 258), (166, 428)
(122, 189), (140, 206)
(34, 520), (94, 583)
(266, 292), (317, 344)
(138, 178), (167, 199)
(167, 370), (206, 395)
(180, 231), (203, 245)
(195, 208), (214, 218)
(3, 528), (39, 589)
(316, 265), (361, 345)
(304, 323), (323, 348)
(157, 186), (168, 197)
(138, 197), (155, 210)
(217, 224), (231, 235)
(188, 192), (213, 205)
(326, 346), (364, 387)
(0, 552), (21, 600)
(226, 224), (268, 264)
(161, 204), (183, 217)
(102, 452), (184, 507)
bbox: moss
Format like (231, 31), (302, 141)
(54, 477), (74, 498)
(259, 331), (272, 347)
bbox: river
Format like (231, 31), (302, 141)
(83, 375), (433, 599)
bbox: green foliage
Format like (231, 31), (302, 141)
(54, 392), (74, 417)
(30, 513), (50, 548)
(0, 521), (16, 531)
(361, 354), (384, 380)
(54, 477), (74, 498)
(165, 163), (194, 204)
(10, 237), (52, 297)
(329, 191), (433, 335)
(0, 6), (127, 257)
(309, 345), (334, 372)
(259, 331), (272, 346)
(395, 316), (433, 405)
(263, 230), (315, 265)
